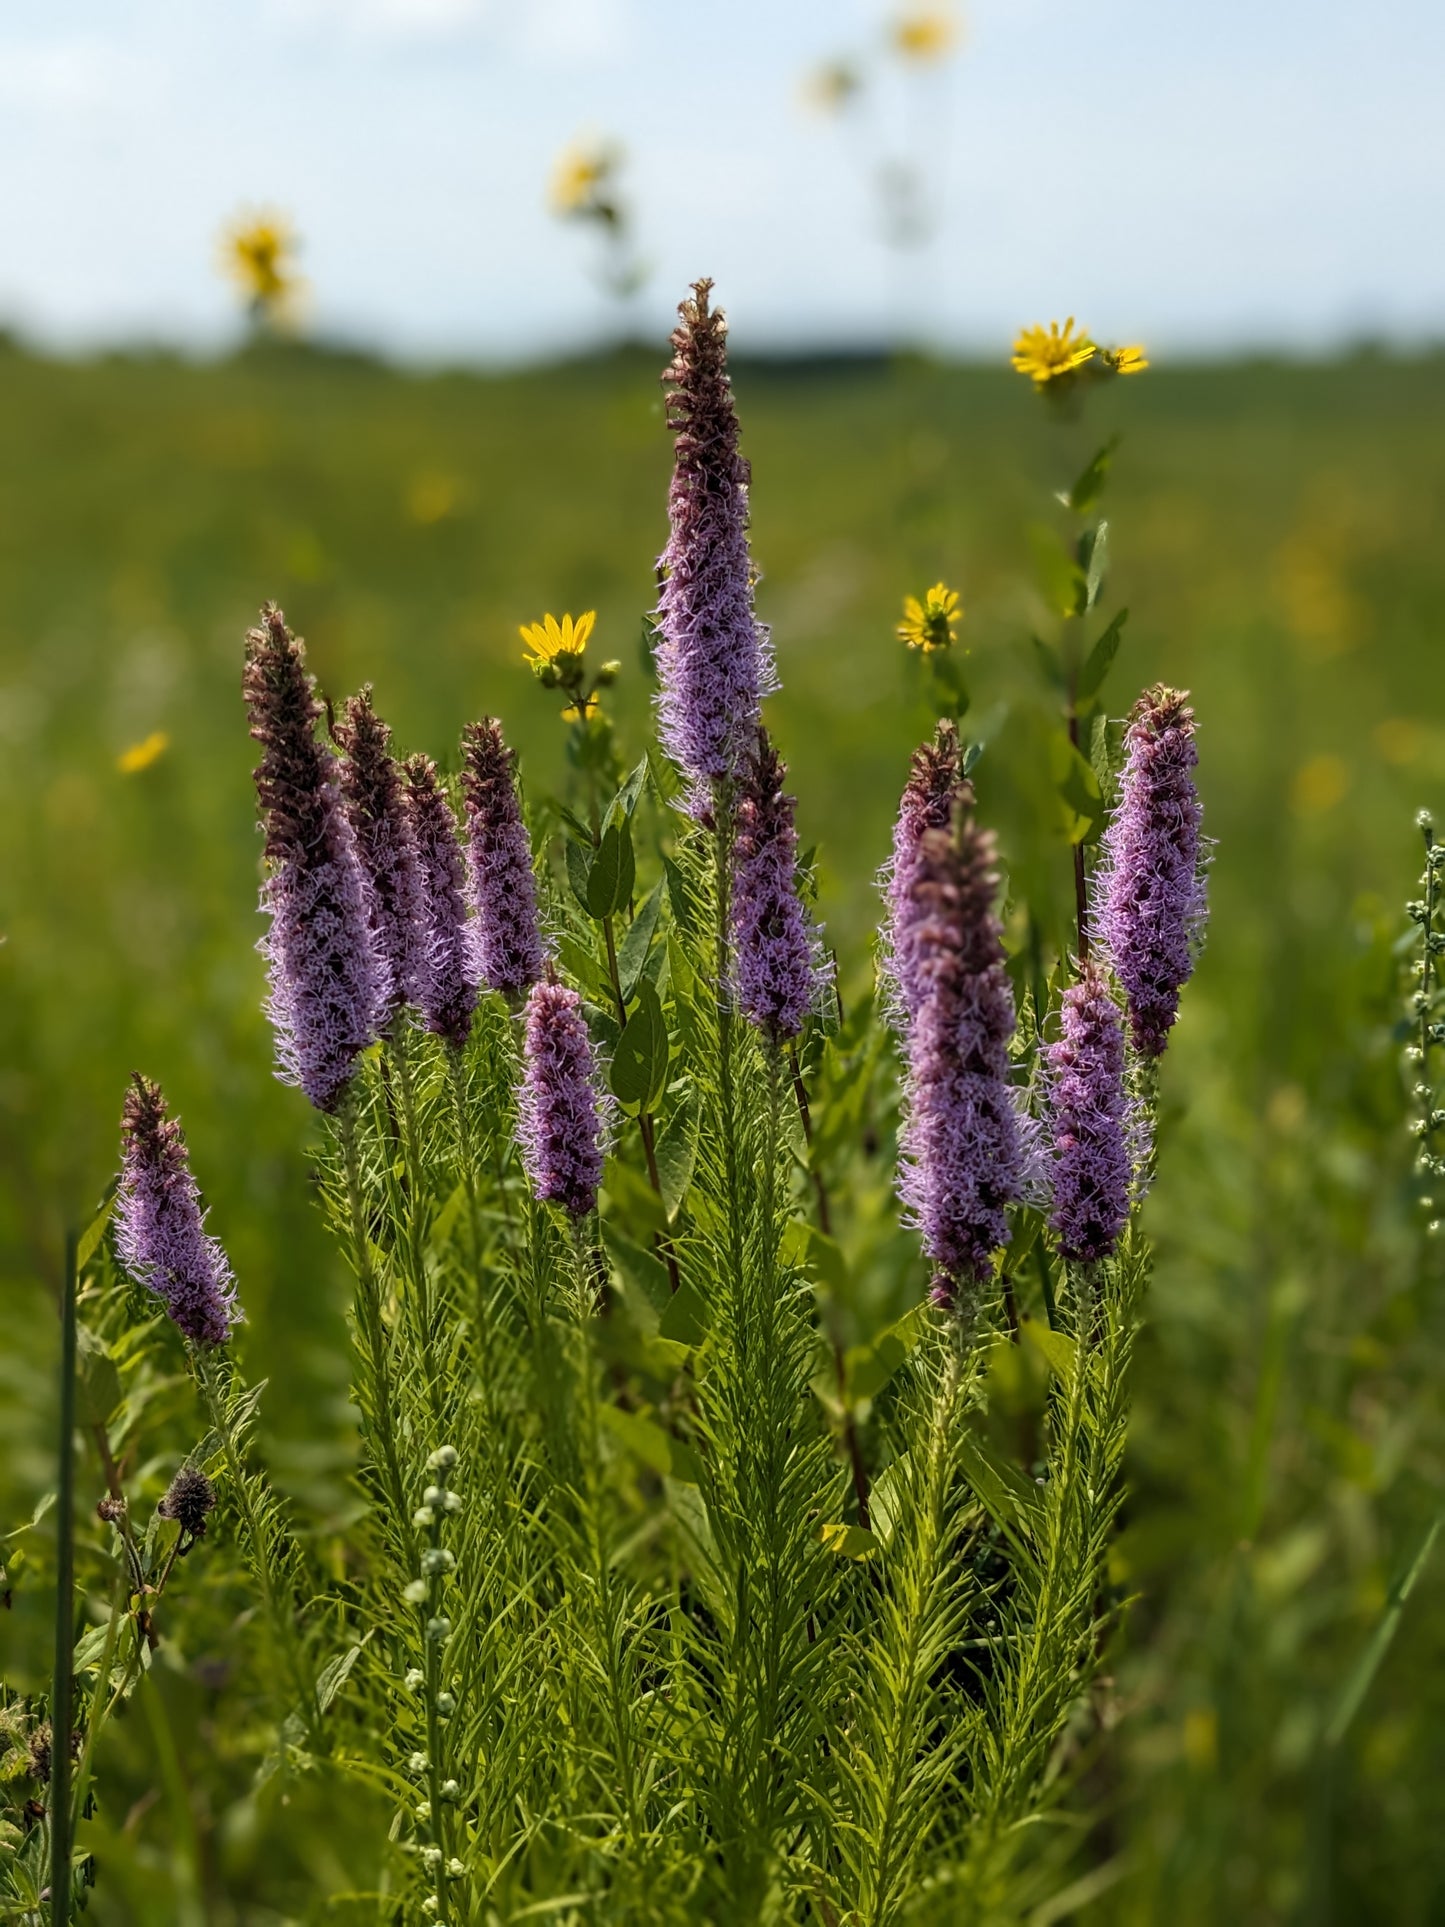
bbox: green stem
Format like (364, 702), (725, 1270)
(389, 1026), (442, 1420)
(50, 1229), (78, 1927)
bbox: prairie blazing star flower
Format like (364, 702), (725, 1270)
(404, 754), (478, 1052)
(899, 815), (1031, 1307)
(879, 720), (972, 1032)
(243, 605), (383, 1111)
(117, 1075), (239, 1347)
(517, 981), (609, 1217)
(732, 729), (820, 1043)
(1011, 318), (1097, 387)
(897, 581), (961, 653)
(1047, 967), (1133, 1265)
(655, 278), (777, 804)
(157, 1465), (218, 1543)
(335, 687), (430, 1022)
(1097, 685), (1207, 1058)
(460, 718), (548, 1000)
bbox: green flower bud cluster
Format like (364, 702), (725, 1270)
(406, 1445), (466, 1921)
(1404, 819), (1445, 1217)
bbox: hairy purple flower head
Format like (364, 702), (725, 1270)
(731, 728), (820, 1042)
(335, 687), (429, 1021)
(517, 980), (609, 1217)
(898, 815), (1031, 1308)
(117, 1075), (239, 1347)
(880, 720), (973, 1033)
(460, 718), (548, 999)
(1097, 685), (1207, 1057)
(404, 754), (478, 1052)
(243, 605), (383, 1111)
(1047, 966), (1132, 1264)
(654, 279), (777, 806)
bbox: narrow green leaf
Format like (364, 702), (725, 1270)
(655, 1089), (699, 1221)
(564, 839), (592, 914)
(604, 757), (649, 830)
(845, 1302), (930, 1405)
(77, 1198), (114, 1275)
(1031, 635), (1066, 690)
(609, 978), (668, 1111)
(1030, 526), (1085, 618)
(1050, 730), (1104, 847)
(1080, 519), (1110, 612)
(1064, 433), (1120, 516)
(75, 1327), (121, 1428)
(1075, 608), (1128, 710)
(955, 1429), (1042, 1569)
(315, 1634), (372, 1716)
(587, 819), (635, 919)
(1325, 1508), (1442, 1748)
(617, 880), (665, 1002)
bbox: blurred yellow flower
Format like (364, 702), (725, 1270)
(1290, 753), (1350, 817)
(117, 731), (169, 774)
(892, 7), (960, 61)
(803, 60), (863, 112)
(521, 610), (596, 666)
(219, 211), (300, 316)
(1012, 319), (1097, 386)
(1103, 344), (1149, 376)
(406, 472), (461, 525)
(550, 142), (616, 216)
(1373, 718), (1423, 766)
(897, 581), (961, 652)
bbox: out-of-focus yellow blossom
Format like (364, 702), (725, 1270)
(407, 473), (461, 525)
(1011, 319), (1097, 386)
(892, 8), (960, 62)
(117, 731), (169, 774)
(897, 581), (961, 652)
(219, 212), (301, 318)
(803, 60), (863, 112)
(550, 142), (617, 217)
(1102, 344), (1149, 376)
(1373, 718), (1423, 766)
(1291, 753), (1350, 817)
(521, 610), (596, 667)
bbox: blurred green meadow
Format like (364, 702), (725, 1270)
(2, 333), (1444, 1921)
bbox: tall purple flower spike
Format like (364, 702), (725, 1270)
(460, 718), (548, 999)
(655, 278), (777, 807)
(731, 728), (819, 1042)
(243, 605), (383, 1111)
(1097, 684), (1207, 1058)
(1047, 966), (1132, 1265)
(403, 754), (478, 1052)
(335, 687), (430, 1022)
(117, 1075), (239, 1347)
(517, 980), (609, 1218)
(899, 814), (1031, 1308)
(880, 720), (972, 1034)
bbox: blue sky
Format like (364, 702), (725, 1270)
(1, 0), (1442, 361)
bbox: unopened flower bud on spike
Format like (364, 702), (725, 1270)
(117, 1075), (240, 1347)
(460, 718), (548, 999)
(731, 727), (822, 1043)
(517, 980), (609, 1218)
(404, 754), (478, 1052)
(242, 604), (384, 1110)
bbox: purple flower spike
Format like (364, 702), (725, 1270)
(1047, 966), (1132, 1265)
(243, 605), (383, 1111)
(404, 754), (478, 1052)
(460, 718), (548, 999)
(731, 728), (819, 1043)
(655, 279), (777, 806)
(899, 816), (1030, 1307)
(335, 687), (430, 1021)
(1097, 685), (1207, 1058)
(880, 720), (972, 1033)
(117, 1075), (239, 1347)
(517, 981), (609, 1217)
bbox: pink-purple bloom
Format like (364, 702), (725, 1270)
(460, 718), (548, 999)
(898, 817), (1031, 1308)
(517, 981), (609, 1218)
(731, 729), (819, 1043)
(335, 687), (430, 1022)
(654, 279), (777, 807)
(1097, 685), (1207, 1058)
(879, 720), (971, 1033)
(1046, 966), (1132, 1265)
(243, 606), (383, 1112)
(404, 754), (478, 1052)
(117, 1075), (239, 1347)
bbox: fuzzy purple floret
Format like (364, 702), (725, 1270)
(654, 279), (777, 806)
(1047, 967), (1132, 1264)
(1097, 685), (1207, 1058)
(117, 1076), (239, 1347)
(243, 606), (384, 1112)
(898, 819), (1031, 1305)
(404, 754), (478, 1052)
(336, 687), (430, 1021)
(731, 729), (819, 1042)
(517, 981), (608, 1217)
(880, 720), (971, 1033)
(460, 718), (548, 999)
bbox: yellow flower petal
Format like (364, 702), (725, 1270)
(117, 731), (169, 774)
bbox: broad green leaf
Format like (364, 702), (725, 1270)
(315, 1635), (371, 1715)
(604, 757), (649, 830)
(609, 978), (668, 1111)
(600, 1404), (702, 1485)
(1050, 730), (1104, 847)
(617, 880), (665, 1002)
(75, 1326), (121, 1428)
(663, 856), (699, 933)
(1075, 608), (1128, 712)
(602, 1156), (668, 1235)
(1063, 434), (1120, 516)
(956, 1429), (1042, 1570)
(1029, 526), (1085, 618)
(587, 819), (635, 919)
(655, 1089), (699, 1221)
(801, 1225), (848, 1294)
(603, 1222), (672, 1319)
(845, 1301), (931, 1405)
(1020, 1316), (1077, 1381)
(658, 1276), (710, 1347)
(1079, 520), (1110, 613)
(564, 838), (592, 914)
(821, 1521), (879, 1560)
(1031, 634), (1066, 690)
(77, 1197), (114, 1274)
(5, 1490), (56, 1539)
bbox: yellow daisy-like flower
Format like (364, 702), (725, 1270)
(117, 730), (169, 774)
(550, 143), (614, 216)
(897, 582), (961, 653)
(1011, 318), (1097, 386)
(219, 212), (299, 312)
(892, 7), (959, 62)
(1102, 344), (1149, 376)
(520, 610), (596, 666)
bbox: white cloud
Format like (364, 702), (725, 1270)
(0, 35), (163, 115)
(263, 0), (489, 41)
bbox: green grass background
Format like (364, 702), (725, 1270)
(2, 335), (1443, 1920)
